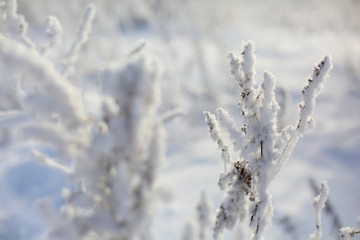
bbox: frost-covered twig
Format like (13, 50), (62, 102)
(339, 227), (360, 240)
(296, 56), (331, 134)
(0, 38), (87, 128)
(309, 178), (343, 238)
(32, 150), (73, 174)
(0, 37), (89, 165)
(272, 55), (332, 179)
(204, 41), (332, 240)
(204, 111), (232, 172)
(19, 122), (87, 159)
(1, 0), (35, 48)
(309, 182), (329, 240)
(61, 4), (96, 77)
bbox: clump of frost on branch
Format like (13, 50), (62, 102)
(0, 0), (35, 48)
(339, 227), (360, 240)
(204, 41), (332, 240)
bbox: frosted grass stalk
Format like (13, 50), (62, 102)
(205, 41), (333, 240)
(309, 182), (329, 240)
(0, 38), (87, 128)
(2, 0), (35, 48)
(37, 54), (165, 240)
(62, 4), (96, 77)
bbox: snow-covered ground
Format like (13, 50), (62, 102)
(0, 0), (359, 239)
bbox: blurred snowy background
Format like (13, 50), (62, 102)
(0, 0), (359, 239)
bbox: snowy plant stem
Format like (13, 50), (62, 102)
(32, 150), (73, 174)
(62, 4), (96, 77)
(271, 55), (333, 180)
(309, 182), (329, 240)
(297, 55), (332, 134)
(340, 227), (360, 240)
(4, 0), (35, 48)
(0, 38), (87, 128)
(204, 111), (232, 171)
(205, 41), (333, 240)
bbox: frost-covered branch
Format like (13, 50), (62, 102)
(1, 3), (167, 238)
(204, 41), (332, 240)
(0, 38), (87, 128)
(296, 55), (332, 134)
(339, 227), (360, 240)
(38, 54), (165, 240)
(273, 54), (332, 178)
(309, 178), (343, 238)
(204, 111), (232, 172)
(0, 0), (35, 48)
(61, 4), (96, 77)
(309, 181), (329, 240)
(32, 150), (73, 174)
(0, 36), (89, 165)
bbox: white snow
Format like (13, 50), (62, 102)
(0, 0), (359, 240)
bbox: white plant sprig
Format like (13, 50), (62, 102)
(61, 4), (96, 77)
(309, 182), (329, 240)
(0, 38), (87, 128)
(339, 227), (360, 240)
(38, 54), (166, 240)
(204, 41), (332, 240)
(1, 0), (35, 48)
